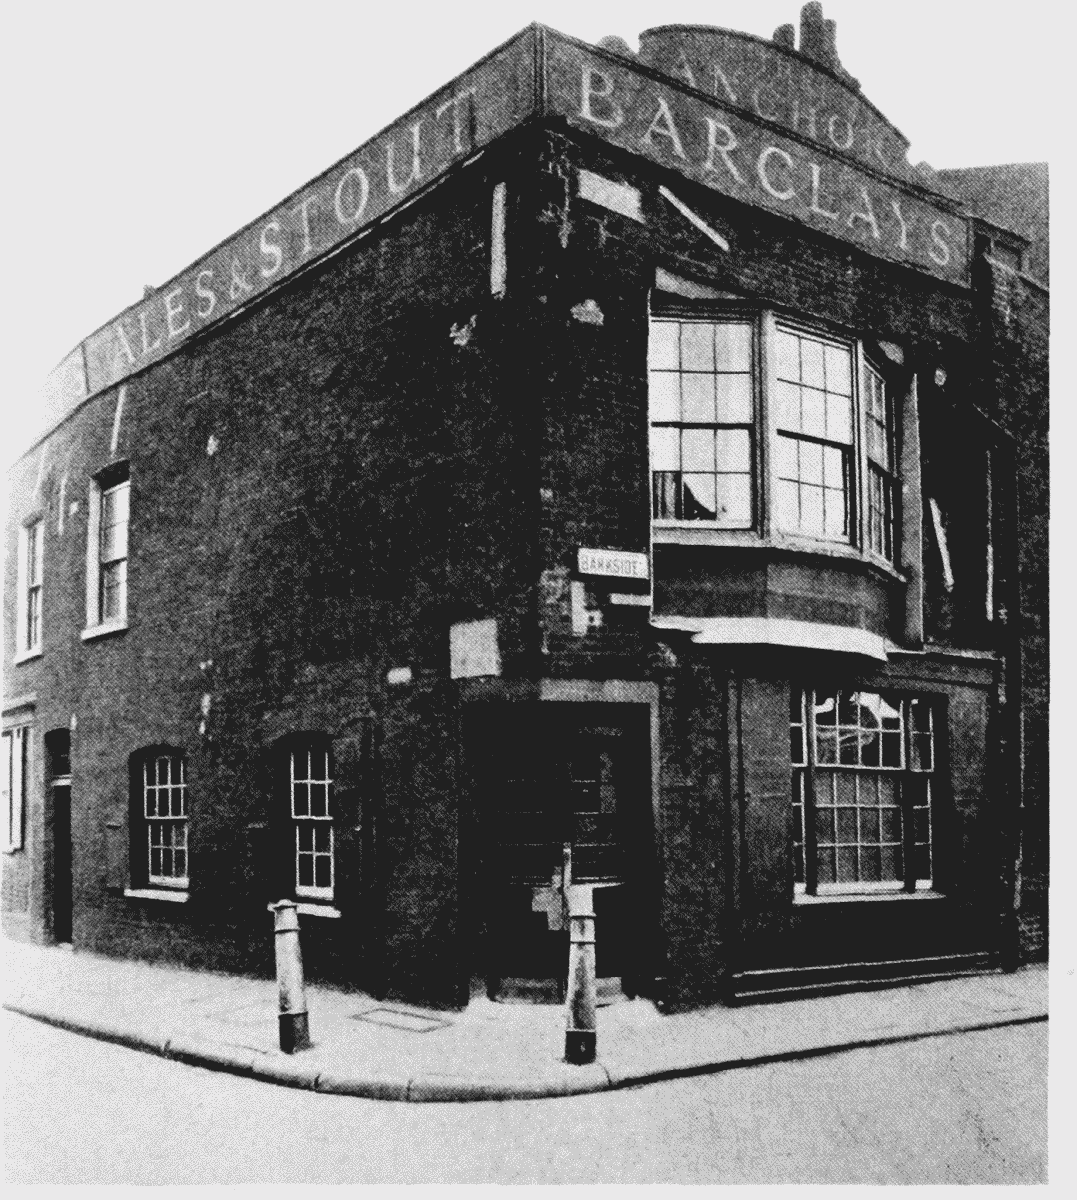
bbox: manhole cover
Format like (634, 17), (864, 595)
(352, 1006), (452, 1033)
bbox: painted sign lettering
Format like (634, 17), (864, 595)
(69, 32), (536, 400)
(577, 547), (650, 580)
(544, 34), (969, 286)
(637, 28), (916, 180)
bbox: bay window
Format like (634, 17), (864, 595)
(648, 310), (899, 565)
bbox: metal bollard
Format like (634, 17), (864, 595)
(272, 900), (312, 1053)
(564, 883), (597, 1064)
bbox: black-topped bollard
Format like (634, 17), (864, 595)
(564, 884), (597, 1064)
(272, 899), (312, 1053)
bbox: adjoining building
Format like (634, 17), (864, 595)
(4, 4), (1048, 1008)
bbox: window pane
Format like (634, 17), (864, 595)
(315, 855), (331, 888)
(824, 343), (852, 394)
(648, 372), (679, 422)
(681, 373), (714, 423)
(293, 783), (310, 817)
(825, 393), (853, 444)
(715, 428), (750, 473)
(823, 488), (847, 538)
(310, 783), (328, 818)
(648, 321), (679, 370)
(681, 323), (714, 371)
(800, 486), (824, 535)
(800, 388), (826, 438)
(682, 429), (715, 472)
(298, 854), (313, 887)
(650, 427), (678, 471)
(715, 374), (752, 424)
(715, 475), (751, 526)
(800, 338), (825, 389)
(799, 439), (823, 484)
(775, 480), (798, 531)
(823, 445), (845, 488)
(715, 322), (752, 371)
(682, 475), (716, 519)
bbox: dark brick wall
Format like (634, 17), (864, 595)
(5, 121), (1048, 1004)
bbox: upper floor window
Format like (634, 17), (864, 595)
(100, 480), (130, 622)
(15, 519), (44, 659)
(791, 690), (936, 896)
(84, 463), (130, 637)
(291, 745), (335, 902)
(648, 310), (899, 565)
(648, 317), (754, 527)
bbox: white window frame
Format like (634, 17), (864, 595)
(142, 753), (189, 890)
(83, 466), (130, 640)
(291, 747), (335, 902)
(791, 689), (936, 900)
(648, 307), (902, 573)
(3, 726), (28, 853)
(15, 519), (44, 662)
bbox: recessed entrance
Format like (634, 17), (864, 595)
(46, 731), (73, 944)
(466, 702), (657, 1002)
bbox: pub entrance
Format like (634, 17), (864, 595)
(466, 702), (657, 1002)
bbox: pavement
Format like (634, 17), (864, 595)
(2, 938), (1047, 1103)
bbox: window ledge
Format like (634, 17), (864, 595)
(82, 620), (129, 643)
(794, 888), (944, 905)
(266, 901), (341, 918)
(13, 647), (43, 665)
(651, 526), (908, 584)
(124, 887), (189, 903)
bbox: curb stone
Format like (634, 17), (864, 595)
(3, 997), (1048, 1103)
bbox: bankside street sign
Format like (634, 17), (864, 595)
(578, 548), (650, 581)
(41, 25), (970, 428)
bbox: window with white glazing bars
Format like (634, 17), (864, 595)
(649, 318), (755, 527)
(291, 748), (334, 900)
(144, 753), (188, 887)
(791, 690), (935, 895)
(774, 327), (854, 543)
(864, 363), (898, 562)
(100, 480), (130, 622)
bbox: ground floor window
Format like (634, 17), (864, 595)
(2, 725), (28, 852)
(291, 746), (334, 901)
(791, 690), (935, 894)
(139, 751), (189, 889)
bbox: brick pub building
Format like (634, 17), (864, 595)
(4, 6), (1048, 1009)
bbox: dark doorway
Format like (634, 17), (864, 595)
(46, 731), (72, 944)
(466, 703), (657, 1001)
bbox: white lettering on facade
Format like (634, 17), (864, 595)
(435, 87), (477, 154)
(139, 309), (162, 355)
(291, 195), (320, 256)
(702, 118), (745, 184)
(752, 86), (780, 122)
(809, 163), (839, 220)
(386, 120), (424, 195)
(846, 186), (881, 240)
(641, 96), (688, 159)
(163, 287), (190, 339)
(757, 145), (797, 201)
(259, 220), (284, 278)
(929, 219), (952, 266)
(674, 53), (698, 90)
(791, 98), (818, 140)
(229, 257), (253, 300)
(711, 62), (739, 104)
(112, 323), (137, 369)
(579, 64), (624, 129)
(333, 167), (370, 224)
(195, 269), (217, 320)
(827, 114), (855, 150)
